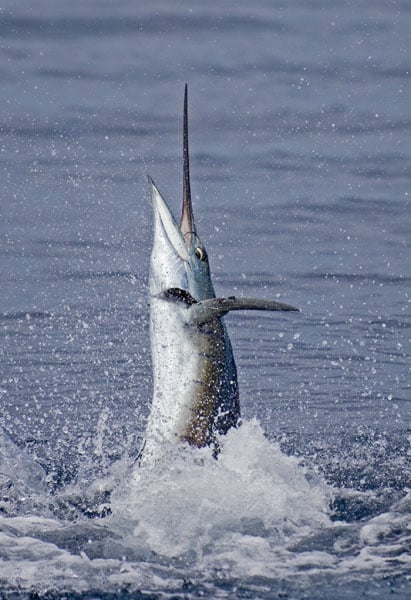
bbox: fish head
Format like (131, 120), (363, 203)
(149, 85), (215, 301)
(180, 187), (215, 301)
(149, 177), (189, 296)
(149, 177), (215, 301)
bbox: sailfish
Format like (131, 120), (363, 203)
(143, 86), (298, 461)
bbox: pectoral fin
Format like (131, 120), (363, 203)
(187, 296), (299, 326)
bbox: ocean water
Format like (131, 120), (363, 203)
(0, 0), (410, 598)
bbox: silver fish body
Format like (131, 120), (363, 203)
(142, 87), (298, 461)
(144, 181), (240, 456)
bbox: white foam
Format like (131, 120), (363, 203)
(0, 420), (408, 595)
(111, 419), (332, 559)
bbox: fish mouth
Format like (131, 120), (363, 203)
(149, 176), (190, 264)
(151, 85), (196, 255)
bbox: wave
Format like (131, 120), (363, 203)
(0, 420), (409, 597)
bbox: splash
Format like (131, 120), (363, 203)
(111, 419), (332, 560)
(0, 428), (47, 515)
(1, 419), (408, 597)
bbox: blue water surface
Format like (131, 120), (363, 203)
(0, 1), (410, 598)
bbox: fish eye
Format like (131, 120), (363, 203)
(194, 246), (207, 261)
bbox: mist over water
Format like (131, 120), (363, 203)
(0, 1), (410, 598)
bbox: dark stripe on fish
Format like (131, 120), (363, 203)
(162, 287), (197, 305)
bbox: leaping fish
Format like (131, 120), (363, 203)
(143, 85), (298, 461)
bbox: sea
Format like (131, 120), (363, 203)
(0, 1), (410, 598)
